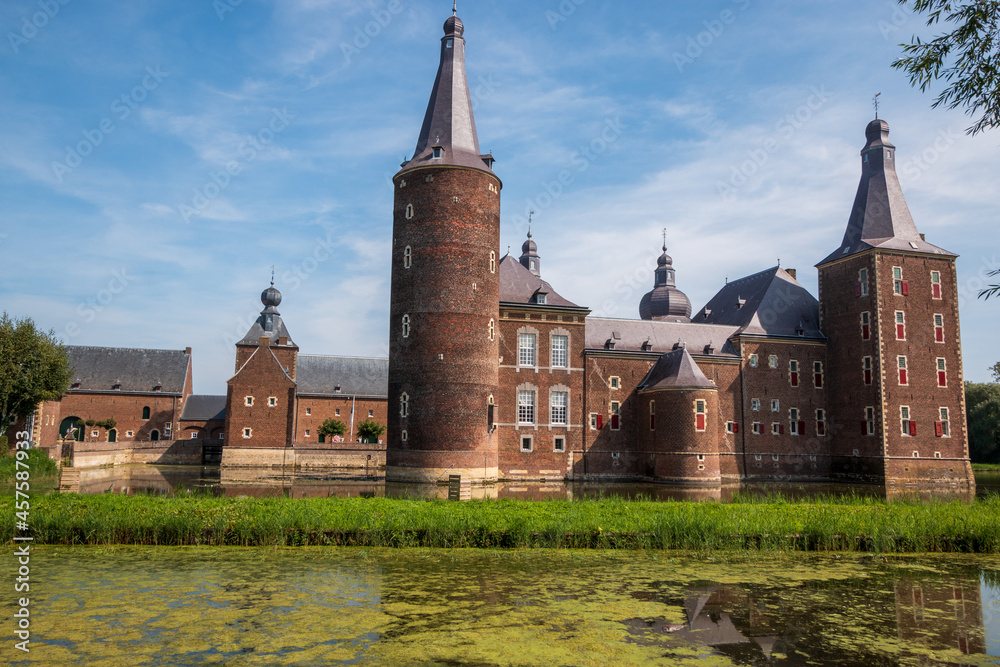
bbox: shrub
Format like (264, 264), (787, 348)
(356, 419), (386, 443)
(318, 418), (347, 439)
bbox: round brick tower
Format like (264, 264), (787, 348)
(386, 9), (501, 483)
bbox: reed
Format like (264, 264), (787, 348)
(0, 448), (59, 482)
(4, 492), (1000, 552)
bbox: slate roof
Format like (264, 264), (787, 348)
(639, 348), (717, 392)
(296, 356), (389, 398)
(180, 395), (226, 421)
(66, 346), (190, 394)
(499, 255), (581, 308)
(819, 119), (954, 265)
(398, 11), (494, 174)
(585, 318), (740, 356)
(696, 267), (824, 339)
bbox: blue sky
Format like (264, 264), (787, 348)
(1, 0), (998, 393)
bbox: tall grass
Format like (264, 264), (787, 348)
(0, 448), (59, 482)
(4, 493), (1000, 552)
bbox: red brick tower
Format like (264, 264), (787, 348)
(386, 8), (502, 483)
(817, 119), (972, 487)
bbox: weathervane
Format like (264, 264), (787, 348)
(453, 0), (457, 16)
(527, 210), (535, 238)
(873, 92), (881, 120)
(662, 227), (668, 251)
(270, 266), (275, 287)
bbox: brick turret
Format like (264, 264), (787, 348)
(386, 9), (502, 483)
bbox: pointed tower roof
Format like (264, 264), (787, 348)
(398, 8), (494, 175)
(238, 280), (296, 346)
(818, 118), (954, 266)
(697, 267), (823, 339)
(638, 347), (717, 392)
(640, 233), (692, 322)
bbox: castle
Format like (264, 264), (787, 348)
(20, 8), (973, 490)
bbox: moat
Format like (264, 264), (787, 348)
(5, 547), (1000, 665)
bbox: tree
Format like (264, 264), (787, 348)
(980, 269), (1000, 301)
(0, 313), (72, 439)
(893, 0), (1000, 135)
(992, 361), (1000, 382)
(356, 419), (386, 444)
(318, 418), (347, 441)
(966, 381), (1000, 463)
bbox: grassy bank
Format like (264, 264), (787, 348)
(973, 463), (1000, 471)
(0, 448), (59, 483)
(4, 493), (1000, 552)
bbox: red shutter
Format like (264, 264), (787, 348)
(899, 369), (908, 385)
(695, 414), (706, 431)
(596, 415), (603, 430)
(733, 423), (740, 434)
(862, 325), (870, 340)
(856, 283), (862, 297)
(779, 424), (785, 435)
(817, 421), (826, 436)
(798, 420), (806, 436)
(936, 327), (944, 343)
(650, 415), (655, 430)
(611, 414), (620, 430)
(791, 372), (799, 387)
(815, 373), (823, 388)
(897, 324), (906, 339)
(935, 421), (944, 437)
(864, 369), (872, 385)
(901, 280), (910, 296)
(938, 371), (947, 387)
(933, 284), (942, 299)
(909, 421), (918, 436)
(862, 420), (869, 435)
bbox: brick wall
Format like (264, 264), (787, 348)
(295, 395), (388, 447)
(224, 337), (296, 449)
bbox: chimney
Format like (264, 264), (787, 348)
(786, 269), (797, 280)
(278, 336), (289, 346)
(259, 336), (271, 348)
(185, 347), (192, 355)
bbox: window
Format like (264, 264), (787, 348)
(772, 423), (782, 436)
(649, 401), (656, 431)
(814, 361), (824, 388)
(490, 251), (496, 274)
(403, 246), (412, 269)
(91, 430), (99, 438)
(553, 437), (565, 452)
(485, 318), (494, 342)
(590, 413), (600, 430)
(893, 267), (909, 295)
(401, 429), (408, 442)
(790, 408), (800, 435)
(790, 360), (799, 387)
(304, 430), (310, 438)
(861, 312), (871, 340)
(726, 421), (735, 434)
(771, 399), (780, 412)
(895, 311), (906, 340)
(164, 423), (172, 436)
(518, 390), (536, 424)
(931, 271), (942, 299)
(768, 355), (778, 369)
(245, 396), (253, 407)
(405, 204), (414, 219)
(695, 400), (706, 432)
(751, 398), (760, 411)
(551, 335), (569, 368)
(126, 431), (134, 438)
(863, 357), (873, 385)
(400, 393), (409, 419)
(243, 428), (252, 439)
(937, 358), (947, 387)
(898, 356), (908, 385)
(550, 391), (568, 425)
(335, 409), (341, 416)
(749, 354), (759, 368)
(609, 376), (620, 390)
(901, 406), (915, 436)
(752, 422), (762, 435)
(368, 410), (374, 418)
(433, 146), (443, 158)
(520, 436), (532, 452)
(402, 315), (410, 338)
(268, 397), (277, 407)
(816, 409), (827, 436)
(610, 401), (621, 430)
(537, 293), (547, 305)
(865, 406), (876, 436)
(306, 408), (311, 416)
(934, 314), (945, 343)
(937, 407), (951, 437)
(142, 406), (151, 420)
(518, 333), (537, 367)
(858, 268), (869, 296)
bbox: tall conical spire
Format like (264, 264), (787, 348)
(398, 7), (493, 174)
(819, 117), (953, 265)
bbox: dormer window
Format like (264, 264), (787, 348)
(112, 382), (121, 391)
(153, 384), (162, 392)
(536, 293), (547, 305)
(432, 146), (443, 159)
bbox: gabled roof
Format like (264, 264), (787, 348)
(398, 12), (494, 175)
(819, 119), (954, 265)
(696, 267), (823, 339)
(296, 356), (389, 398)
(66, 346), (190, 394)
(639, 348), (717, 392)
(180, 395), (226, 421)
(585, 318), (740, 356)
(499, 255), (580, 307)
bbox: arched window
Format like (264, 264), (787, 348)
(405, 204), (414, 220)
(142, 406), (150, 420)
(404, 246), (412, 269)
(400, 393), (409, 418)
(489, 319), (495, 341)
(490, 251), (496, 274)
(402, 315), (411, 338)
(401, 429), (408, 442)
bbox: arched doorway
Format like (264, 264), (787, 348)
(151, 429), (160, 442)
(59, 417), (84, 442)
(108, 429), (117, 443)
